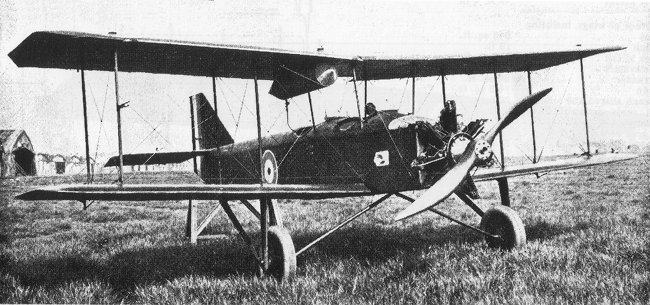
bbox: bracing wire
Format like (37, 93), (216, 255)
(417, 76), (440, 114)
(377, 113), (412, 177)
(396, 78), (409, 111)
(129, 107), (172, 146)
(537, 69), (575, 161)
(468, 75), (488, 122)
(90, 74), (116, 178)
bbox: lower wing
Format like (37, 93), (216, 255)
(16, 183), (374, 201)
(472, 153), (637, 182)
(17, 153), (637, 202)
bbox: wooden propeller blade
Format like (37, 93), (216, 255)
(394, 141), (478, 221)
(395, 88), (552, 221)
(484, 88), (552, 143)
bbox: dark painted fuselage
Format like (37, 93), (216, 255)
(200, 110), (422, 192)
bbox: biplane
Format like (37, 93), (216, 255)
(9, 31), (636, 279)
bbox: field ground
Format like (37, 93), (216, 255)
(1, 156), (648, 304)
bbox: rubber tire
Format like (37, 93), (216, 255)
(479, 205), (526, 250)
(267, 226), (297, 280)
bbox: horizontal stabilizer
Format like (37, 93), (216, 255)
(16, 183), (373, 201)
(473, 153), (638, 182)
(104, 150), (212, 167)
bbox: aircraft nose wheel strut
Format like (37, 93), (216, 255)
(396, 192), (526, 250)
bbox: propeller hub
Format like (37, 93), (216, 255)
(474, 140), (493, 162)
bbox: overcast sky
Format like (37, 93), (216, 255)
(1, 0), (648, 160)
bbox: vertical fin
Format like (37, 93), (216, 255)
(193, 93), (233, 149)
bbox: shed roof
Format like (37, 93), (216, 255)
(0, 130), (29, 152)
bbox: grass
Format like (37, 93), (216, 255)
(0, 157), (648, 304)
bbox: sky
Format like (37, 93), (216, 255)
(1, 0), (648, 161)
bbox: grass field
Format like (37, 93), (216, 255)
(1, 156), (648, 304)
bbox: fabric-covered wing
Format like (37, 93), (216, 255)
(357, 46), (624, 80)
(16, 183), (374, 201)
(9, 31), (624, 80)
(9, 31), (624, 98)
(8, 31), (350, 80)
(472, 153), (637, 182)
(104, 150), (213, 167)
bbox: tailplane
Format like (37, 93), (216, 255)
(193, 93), (233, 149)
(105, 93), (233, 168)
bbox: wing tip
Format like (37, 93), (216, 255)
(609, 45), (627, 52)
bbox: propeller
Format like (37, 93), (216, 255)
(395, 88), (553, 221)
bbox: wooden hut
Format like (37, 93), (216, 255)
(0, 130), (36, 177)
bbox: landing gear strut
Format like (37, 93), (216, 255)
(398, 183), (527, 250)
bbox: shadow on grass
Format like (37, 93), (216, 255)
(526, 219), (591, 242)
(5, 243), (257, 292)
(292, 224), (483, 263)
(105, 243), (258, 291)
(3, 219), (587, 295)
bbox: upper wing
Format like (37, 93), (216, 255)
(16, 183), (374, 201)
(357, 46), (624, 80)
(9, 31), (624, 99)
(472, 153), (637, 182)
(8, 31), (350, 80)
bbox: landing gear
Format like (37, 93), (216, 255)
(267, 226), (297, 280)
(479, 205), (526, 250)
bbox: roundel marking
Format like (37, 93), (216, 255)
(262, 150), (279, 184)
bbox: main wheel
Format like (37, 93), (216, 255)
(479, 206), (526, 250)
(267, 226), (297, 280)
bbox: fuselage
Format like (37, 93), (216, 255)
(200, 110), (424, 192)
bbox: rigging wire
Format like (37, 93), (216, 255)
(537, 68), (575, 161)
(396, 78), (409, 111)
(90, 74), (116, 178)
(417, 76), (440, 114)
(335, 80), (349, 115)
(318, 133), (364, 180)
(128, 106), (173, 146)
(377, 113), (412, 177)
(468, 75), (488, 122)
(234, 82), (249, 138)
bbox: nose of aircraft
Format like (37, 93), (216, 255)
(394, 88), (552, 221)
